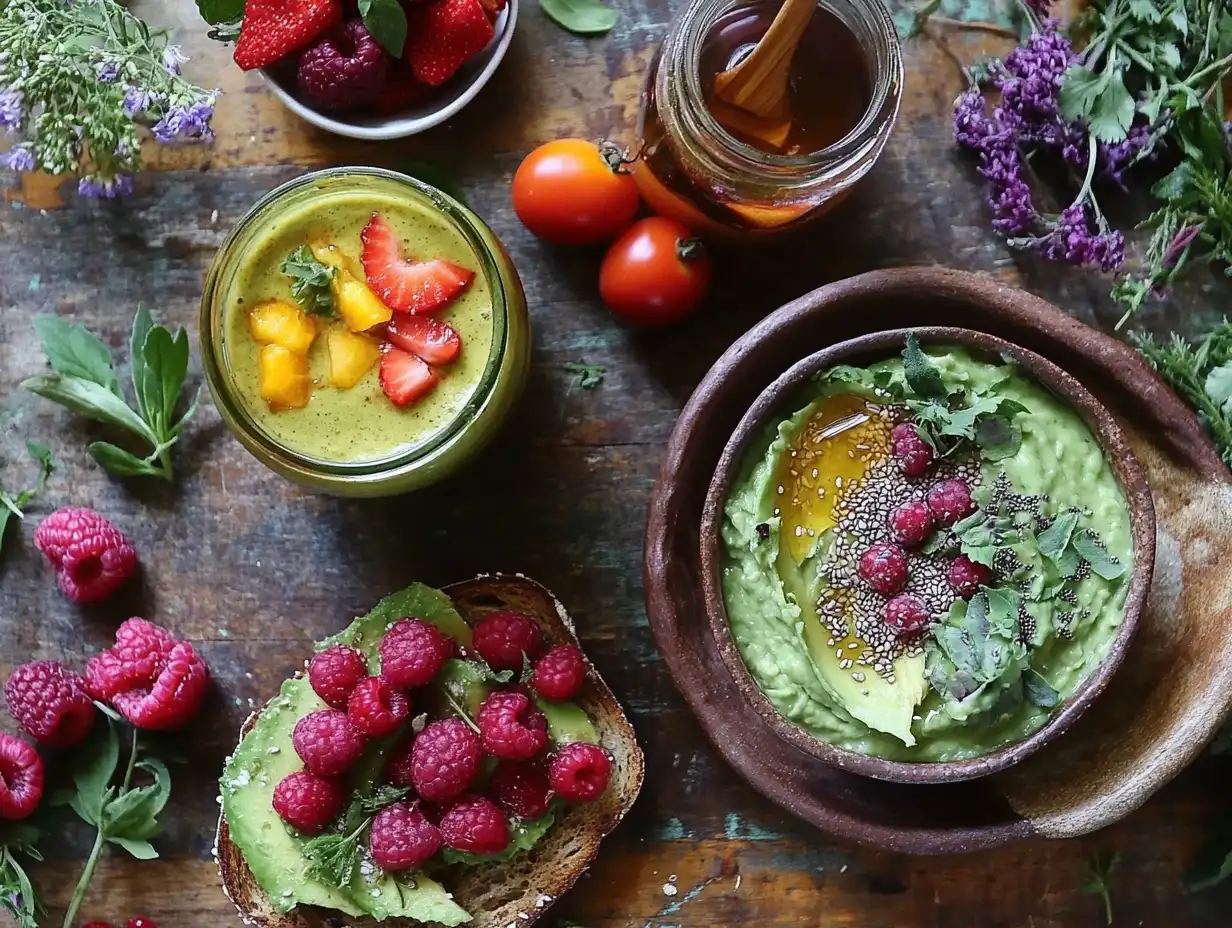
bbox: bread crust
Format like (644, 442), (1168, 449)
(215, 574), (645, 928)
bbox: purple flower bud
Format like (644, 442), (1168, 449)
(162, 45), (188, 76)
(151, 95), (217, 144)
(78, 174), (134, 199)
(0, 87), (23, 132)
(122, 87), (155, 116)
(953, 89), (992, 150)
(1162, 225), (1202, 269)
(96, 60), (120, 83)
(1034, 204), (1125, 272)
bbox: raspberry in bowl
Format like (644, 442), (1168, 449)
(235, 0), (519, 140)
(200, 167), (530, 496)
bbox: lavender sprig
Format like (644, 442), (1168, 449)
(0, 0), (219, 198)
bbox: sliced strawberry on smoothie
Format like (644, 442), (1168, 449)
(234, 0), (341, 72)
(404, 0), (495, 87)
(384, 315), (462, 366)
(361, 213), (475, 314)
(379, 346), (440, 407)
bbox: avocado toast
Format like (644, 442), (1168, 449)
(215, 574), (644, 927)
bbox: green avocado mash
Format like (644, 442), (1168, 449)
(720, 346), (1133, 763)
(220, 584), (598, 921)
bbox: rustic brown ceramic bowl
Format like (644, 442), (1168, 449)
(699, 327), (1156, 785)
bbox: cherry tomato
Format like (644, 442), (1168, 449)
(599, 217), (711, 326)
(513, 139), (641, 245)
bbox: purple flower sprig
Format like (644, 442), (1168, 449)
(953, 21), (1130, 275)
(0, 0), (219, 199)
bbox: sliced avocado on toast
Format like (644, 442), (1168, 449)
(216, 574), (644, 928)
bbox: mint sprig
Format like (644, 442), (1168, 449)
(56, 714), (172, 928)
(21, 307), (199, 482)
(0, 823), (44, 928)
(359, 0), (408, 58)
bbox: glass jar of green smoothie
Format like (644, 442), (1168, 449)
(200, 167), (530, 497)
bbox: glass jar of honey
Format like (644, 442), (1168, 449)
(634, 0), (903, 238)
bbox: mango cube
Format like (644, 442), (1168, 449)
(309, 240), (364, 279)
(326, 326), (381, 389)
(334, 271), (392, 332)
(259, 345), (311, 410)
(248, 299), (317, 355)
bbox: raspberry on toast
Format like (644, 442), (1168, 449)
(215, 575), (644, 928)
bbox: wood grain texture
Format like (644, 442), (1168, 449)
(1, 0), (1231, 925)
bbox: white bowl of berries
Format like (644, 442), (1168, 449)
(234, 0), (517, 140)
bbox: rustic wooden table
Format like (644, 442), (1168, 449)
(1, 1), (1230, 925)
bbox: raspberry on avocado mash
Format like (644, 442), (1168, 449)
(219, 186), (494, 464)
(218, 583), (612, 924)
(720, 339), (1134, 762)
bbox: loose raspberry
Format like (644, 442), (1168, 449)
(883, 594), (931, 634)
(947, 555), (991, 599)
(927, 479), (975, 527)
(487, 761), (552, 820)
(439, 795), (510, 855)
(0, 734), (43, 820)
(472, 611), (543, 672)
(5, 660), (95, 748)
(379, 619), (452, 689)
(547, 742), (611, 804)
(890, 423), (934, 477)
(368, 801), (443, 871)
(858, 542), (908, 596)
(297, 19), (389, 111)
(530, 645), (586, 702)
(411, 718), (483, 802)
(292, 709), (366, 777)
(86, 620), (210, 731)
(348, 676), (410, 738)
(272, 769), (345, 835)
(126, 917), (158, 928)
(85, 618), (175, 702)
(385, 736), (415, 788)
(34, 507), (137, 604)
(887, 499), (934, 548)
(476, 691), (548, 762)
(309, 645), (368, 710)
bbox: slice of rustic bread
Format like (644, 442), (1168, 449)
(216, 574), (645, 928)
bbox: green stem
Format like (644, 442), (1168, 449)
(1185, 52), (1232, 88)
(60, 830), (105, 928)
(121, 727), (139, 791)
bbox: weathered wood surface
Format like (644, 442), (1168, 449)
(1, 0), (1230, 925)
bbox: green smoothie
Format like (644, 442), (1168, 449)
(221, 190), (495, 463)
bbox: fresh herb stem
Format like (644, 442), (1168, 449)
(61, 830), (106, 928)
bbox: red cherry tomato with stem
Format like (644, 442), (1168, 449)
(599, 217), (711, 327)
(513, 139), (640, 245)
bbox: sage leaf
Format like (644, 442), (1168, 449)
(145, 324), (190, 431)
(975, 415), (1021, 460)
(359, 0), (407, 57)
(32, 315), (120, 396)
(130, 304), (154, 423)
(539, 0), (616, 35)
(901, 334), (948, 399)
(1072, 530), (1127, 579)
(109, 837), (158, 860)
(1023, 668), (1059, 708)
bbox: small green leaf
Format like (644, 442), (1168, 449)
(1186, 823), (1232, 891)
(975, 415), (1021, 460)
(280, 246), (337, 315)
(357, 785), (411, 814)
(109, 837), (158, 860)
(1023, 668), (1059, 708)
(1087, 73), (1135, 144)
(1037, 510), (1080, 561)
(439, 810), (557, 864)
(70, 721), (121, 828)
(1072, 530), (1127, 579)
(1152, 162), (1199, 204)
(22, 375), (155, 443)
(143, 324), (191, 431)
(359, 0), (408, 57)
(88, 443), (163, 479)
(130, 305), (155, 422)
(1206, 362), (1232, 415)
(195, 0), (245, 25)
(1126, 0), (1161, 22)
(901, 334), (948, 399)
(564, 362), (606, 390)
(32, 315), (121, 396)
(539, 0), (616, 35)
(1058, 65), (1108, 122)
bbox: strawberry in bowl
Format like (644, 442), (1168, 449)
(227, 0), (517, 139)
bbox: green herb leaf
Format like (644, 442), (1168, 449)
(1080, 851), (1119, 925)
(901, 334), (948, 400)
(539, 0), (616, 34)
(975, 415), (1021, 460)
(359, 0), (408, 57)
(281, 246), (338, 316)
(1023, 668), (1059, 708)
(0, 843), (42, 928)
(1206, 361), (1232, 415)
(1072, 530), (1127, 579)
(196, 0), (246, 25)
(130, 304), (155, 423)
(1037, 510), (1080, 561)
(1185, 821), (1232, 891)
(22, 375), (153, 441)
(1058, 65), (1108, 122)
(358, 785), (411, 814)
(1087, 73), (1135, 144)
(303, 822), (366, 889)
(108, 837), (158, 860)
(32, 315), (121, 396)
(87, 442), (164, 479)
(564, 362), (606, 390)
(68, 721), (121, 828)
(1126, 0), (1161, 24)
(440, 810), (558, 864)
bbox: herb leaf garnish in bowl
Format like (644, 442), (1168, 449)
(700, 328), (1155, 784)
